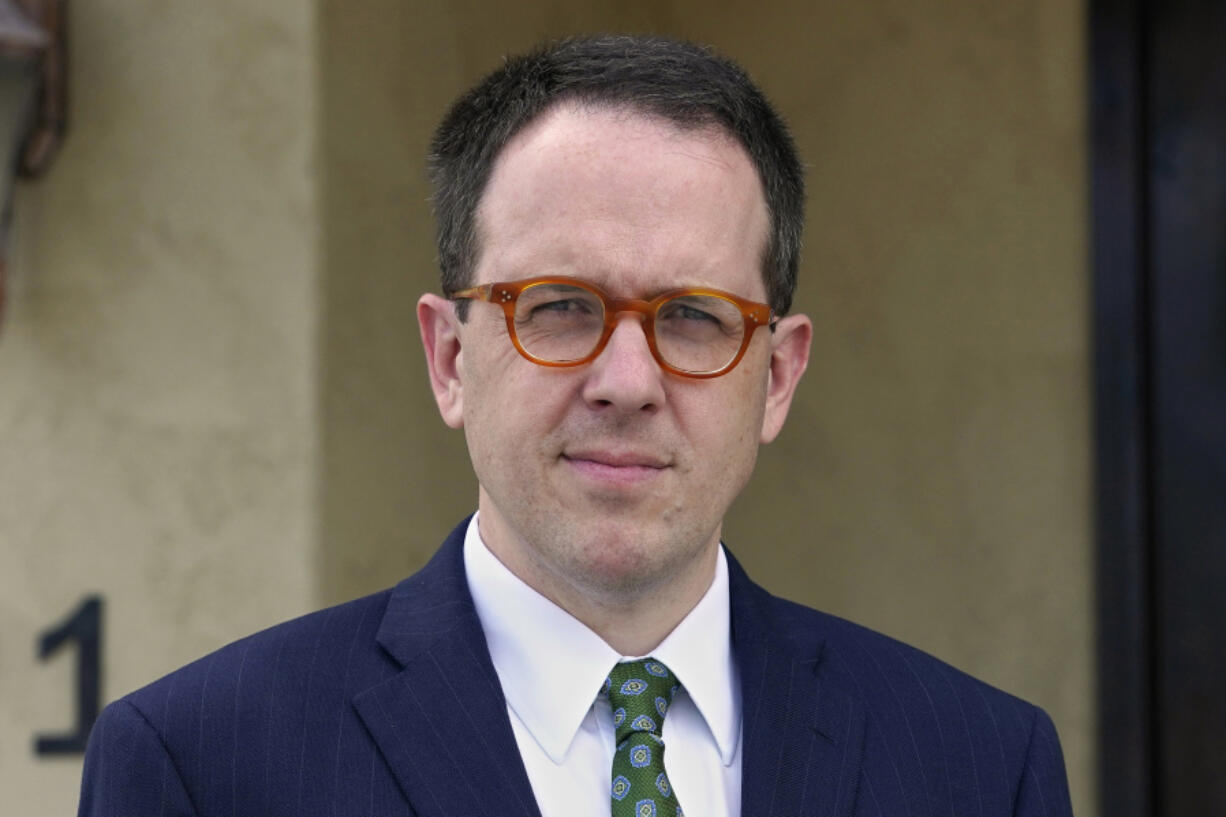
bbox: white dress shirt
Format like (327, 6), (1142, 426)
(464, 515), (742, 817)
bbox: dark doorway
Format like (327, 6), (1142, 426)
(1092, 1), (1226, 814)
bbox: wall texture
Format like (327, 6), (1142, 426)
(0, 2), (317, 814)
(0, 1), (1092, 815)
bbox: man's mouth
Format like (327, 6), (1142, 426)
(560, 450), (670, 485)
(563, 449), (669, 468)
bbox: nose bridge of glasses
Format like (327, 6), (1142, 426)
(603, 305), (653, 352)
(604, 294), (656, 321)
(599, 295), (656, 351)
(589, 297), (661, 373)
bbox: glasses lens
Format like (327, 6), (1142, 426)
(654, 294), (745, 373)
(513, 283), (605, 362)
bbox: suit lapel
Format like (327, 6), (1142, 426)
(353, 524), (866, 817)
(729, 551), (866, 817)
(353, 520), (542, 817)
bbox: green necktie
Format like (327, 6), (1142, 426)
(605, 658), (684, 817)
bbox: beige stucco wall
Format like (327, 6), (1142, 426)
(0, 2), (1092, 815)
(0, 2), (318, 814)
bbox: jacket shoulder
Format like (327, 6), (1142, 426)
(82, 588), (421, 816)
(760, 594), (1072, 815)
(119, 588), (398, 735)
(776, 594), (1045, 724)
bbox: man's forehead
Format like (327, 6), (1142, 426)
(494, 100), (748, 177)
(469, 103), (770, 297)
(494, 108), (753, 192)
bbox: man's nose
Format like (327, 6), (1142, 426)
(580, 314), (666, 412)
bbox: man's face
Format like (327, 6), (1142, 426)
(419, 104), (810, 611)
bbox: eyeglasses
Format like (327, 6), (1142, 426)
(450, 276), (775, 378)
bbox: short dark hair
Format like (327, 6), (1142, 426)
(428, 34), (805, 317)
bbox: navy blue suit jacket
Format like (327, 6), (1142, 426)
(79, 519), (1073, 816)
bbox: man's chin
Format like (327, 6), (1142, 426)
(563, 527), (714, 594)
(564, 555), (675, 602)
(556, 473), (673, 513)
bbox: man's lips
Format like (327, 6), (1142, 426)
(563, 450), (669, 468)
(561, 450), (670, 484)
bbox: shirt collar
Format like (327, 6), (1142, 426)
(463, 514), (740, 766)
(644, 543), (740, 766)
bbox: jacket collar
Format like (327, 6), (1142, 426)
(353, 520), (865, 817)
(353, 517), (543, 817)
(726, 548), (866, 817)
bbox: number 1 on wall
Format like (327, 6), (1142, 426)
(35, 595), (104, 756)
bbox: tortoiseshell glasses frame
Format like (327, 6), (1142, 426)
(450, 275), (776, 379)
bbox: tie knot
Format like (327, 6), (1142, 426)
(605, 658), (679, 745)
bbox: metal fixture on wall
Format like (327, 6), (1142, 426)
(0, 0), (67, 328)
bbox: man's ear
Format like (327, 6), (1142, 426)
(760, 313), (812, 444)
(417, 293), (465, 429)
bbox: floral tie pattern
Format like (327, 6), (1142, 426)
(606, 659), (684, 817)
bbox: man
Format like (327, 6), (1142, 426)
(79, 35), (1073, 817)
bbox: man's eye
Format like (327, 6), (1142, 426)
(533, 298), (591, 315)
(661, 303), (719, 323)
(676, 305), (718, 322)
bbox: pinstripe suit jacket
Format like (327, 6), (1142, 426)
(78, 519), (1073, 816)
